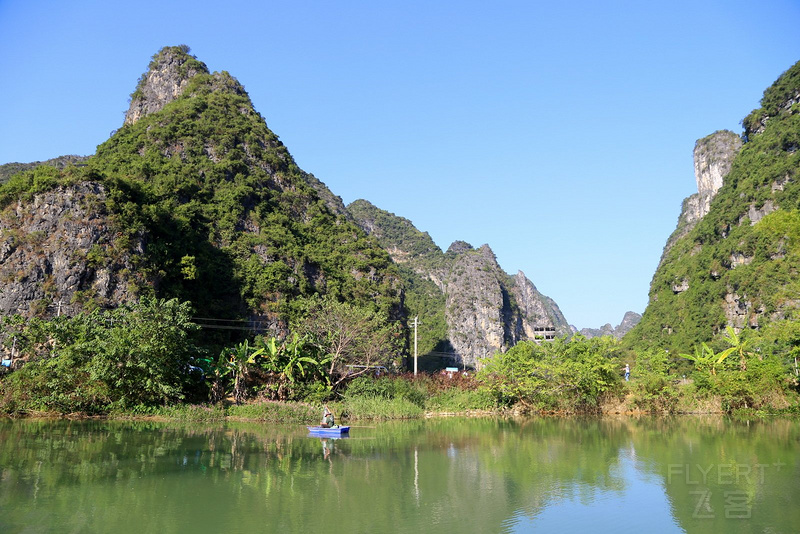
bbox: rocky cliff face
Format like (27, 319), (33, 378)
(122, 46), (348, 218)
(694, 130), (742, 200)
(443, 244), (506, 363)
(124, 45), (209, 126)
(659, 130), (742, 267)
(0, 182), (139, 317)
(347, 199), (571, 367)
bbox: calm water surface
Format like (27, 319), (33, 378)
(0, 416), (797, 533)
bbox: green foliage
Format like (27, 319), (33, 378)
(0, 297), (200, 414)
(346, 199), (445, 270)
(743, 60), (800, 136)
(680, 342), (735, 375)
(225, 400), (318, 423)
(398, 265), (449, 358)
(120, 403), (227, 422)
(0, 48), (406, 421)
(677, 324), (796, 412)
(344, 375), (400, 400)
(346, 200), (451, 360)
(77, 49), (403, 327)
(0, 164), (95, 209)
(251, 333), (331, 401)
(426, 387), (497, 412)
(341, 373), (495, 415)
(339, 395), (424, 420)
(342, 375), (427, 408)
(476, 336), (623, 412)
(627, 349), (679, 413)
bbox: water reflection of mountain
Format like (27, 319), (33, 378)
(0, 417), (797, 533)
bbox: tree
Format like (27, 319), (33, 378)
(92, 297), (199, 406)
(294, 296), (402, 388)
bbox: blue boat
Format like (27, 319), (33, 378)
(307, 426), (350, 436)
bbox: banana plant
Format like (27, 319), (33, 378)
(207, 340), (264, 404)
(282, 333), (331, 384)
(721, 326), (751, 371)
(256, 334), (330, 383)
(680, 342), (735, 376)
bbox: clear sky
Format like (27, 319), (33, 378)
(1, 1), (798, 329)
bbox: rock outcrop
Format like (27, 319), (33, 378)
(124, 45), (209, 126)
(348, 199), (571, 368)
(658, 130), (742, 267)
(0, 183), (139, 317)
(0, 46), (402, 337)
(629, 59), (800, 352)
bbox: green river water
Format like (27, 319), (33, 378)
(0, 416), (797, 533)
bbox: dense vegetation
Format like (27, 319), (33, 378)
(1, 294), (795, 417)
(87, 48), (402, 325)
(0, 298), (200, 414)
(0, 47), (403, 357)
(0, 155), (89, 185)
(0, 295), (404, 415)
(347, 200), (451, 358)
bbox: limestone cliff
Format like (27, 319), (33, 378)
(0, 182), (139, 317)
(0, 46), (402, 334)
(347, 199), (571, 368)
(123, 45), (347, 217)
(124, 45), (210, 126)
(658, 130), (742, 268)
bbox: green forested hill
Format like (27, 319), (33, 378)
(1, 46), (402, 328)
(628, 60), (800, 354)
(347, 199), (449, 359)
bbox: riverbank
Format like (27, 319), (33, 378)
(3, 358), (798, 421)
(6, 391), (798, 425)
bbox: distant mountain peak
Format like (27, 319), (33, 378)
(580, 311), (641, 339)
(124, 45), (210, 126)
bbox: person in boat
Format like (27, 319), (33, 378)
(320, 405), (335, 428)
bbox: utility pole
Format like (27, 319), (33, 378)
(411, 316), (419, 375)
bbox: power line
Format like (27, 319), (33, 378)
(190, 323), (260, 331)
(191, 317), (254, 323)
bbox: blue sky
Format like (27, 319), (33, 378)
(1, 1), (798, 329)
